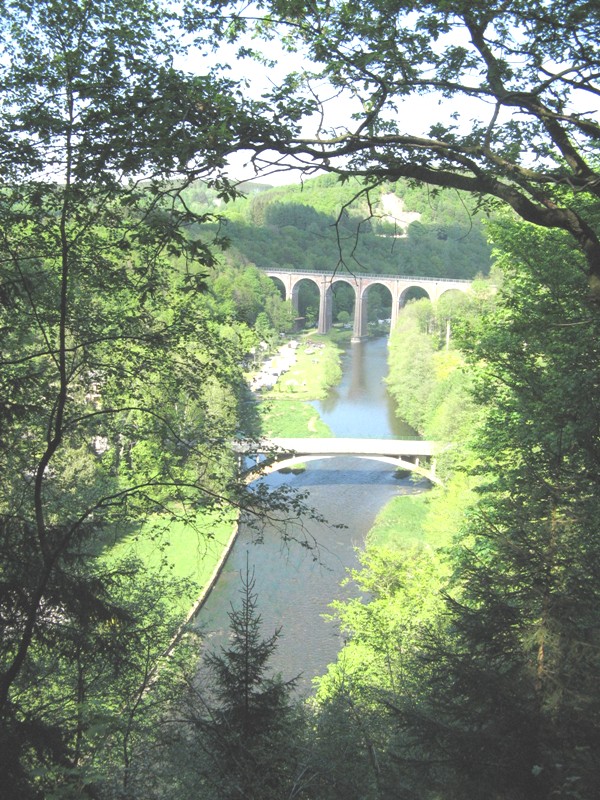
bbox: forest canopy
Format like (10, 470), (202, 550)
(184, 175), (493, 278)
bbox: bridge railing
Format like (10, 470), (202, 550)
(237, 437), (439, 458)
(260, 267), (472, 284)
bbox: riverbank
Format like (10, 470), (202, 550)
(101, 328), (351, 654)
(102, 508), (238, 622)
(193, 335), (443, 687)
(366, 491), (431, 549)
(366, 472), (474, 552)
(258, 330), (348, 437)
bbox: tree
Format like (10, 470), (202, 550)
(0, 0), (291, 793)
(170, 560), (304, 800)
(207, 0), (600, 296)
(314, 544), (447, 795)
(383, 220), (600, 799)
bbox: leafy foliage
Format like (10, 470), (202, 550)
(313, 545), (448, 799)
(0, 1), (300, 794)
(208, 0), (600, 295)
(385, 288), (490, 479)
(316, 220), (600, 800)
(435, 220), (600, 798)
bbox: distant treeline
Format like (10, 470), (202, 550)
(183, 174), (493, 280)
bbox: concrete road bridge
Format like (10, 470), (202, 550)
(262, 267), (472, 342)
(240, 437), (442, 485)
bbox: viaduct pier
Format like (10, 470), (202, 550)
(263, 268), (471, 341)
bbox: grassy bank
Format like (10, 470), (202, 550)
(259, 399), (332, 437)
(367, 472), (475, 552)
(267, 332), (344, 401)
(367, 492), (431, 550)
(259, 331), (347, 437)
(103, 507), (237, 620)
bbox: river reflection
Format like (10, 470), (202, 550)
(311, 338), (416, 439)
(193, 337), (426, 691)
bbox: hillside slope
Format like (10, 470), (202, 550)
(185, 175), (492, 280)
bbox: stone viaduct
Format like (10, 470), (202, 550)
(262, 268), (472, 342)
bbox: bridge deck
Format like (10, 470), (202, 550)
(262, 267), (472, 285)
(256, 437), (437, 458)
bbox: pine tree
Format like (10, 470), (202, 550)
(174, 558), (304, 800)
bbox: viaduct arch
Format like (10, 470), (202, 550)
(263, 268), (472, 341)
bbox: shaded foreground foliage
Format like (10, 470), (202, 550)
(0, 0), (306, 795)
(165, 562), (304, 800)
(111, 221), (600, 800)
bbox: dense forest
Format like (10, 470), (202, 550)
(2, 1), (600, 799)
(184, 174), (492, 280)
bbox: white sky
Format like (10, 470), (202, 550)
(178, 23), (600, 188)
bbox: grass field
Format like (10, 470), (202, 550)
(265, 333), (343, 401)
(259, 399), (332, 437)
(103, 507), (238, 617)
(258, 331), (344, 437)
(367, 491), (431, 550)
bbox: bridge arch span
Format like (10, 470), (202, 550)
(262, 268), (473, 341)
(241, 436), (443, 485)
(289, 275), (320, 313)
(244, 453), (442, 485)
(438, 286), (470, 302)
(357, 281), (394, 332)
(268, 274), (287, 300)
(398, 284), (431, 306)
(330, 276), (358, 327)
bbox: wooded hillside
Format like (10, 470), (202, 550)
(184, 175), (492, 279)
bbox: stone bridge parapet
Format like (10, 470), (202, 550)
(237, 437), (443, 484)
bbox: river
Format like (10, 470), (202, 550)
(194, 337), (426, 692)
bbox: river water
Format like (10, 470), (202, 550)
(194, 337), (426, 691)
(310, 336), (417, 439)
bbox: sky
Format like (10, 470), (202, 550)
(178, 14), (600, 188)
(179, 31), (491, 187)
(180, 37), (339, 185)
(183, 38), (466, 187)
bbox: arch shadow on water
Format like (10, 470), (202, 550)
(265, 465), (421, 487)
